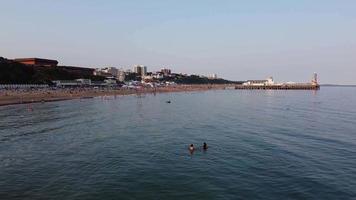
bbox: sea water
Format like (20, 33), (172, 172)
(0, 87), (356, 200)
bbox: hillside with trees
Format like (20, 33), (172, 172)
(164, 74), (242, 85)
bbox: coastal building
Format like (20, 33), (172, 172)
(62, 66), (95, 76)
(133, 65), (147, 76)
(91, 81), (107, 87)
(104, 79), (117, 85)
(93, 67), (130, 82)
(142, 75), (154, 82)
(117, 69), (126, 82)
(102, 67), (118, 76)
(14, 58), (58, 67)
(93, 70), (112, 77)
(141, 72), (165, 82)
(153, 72), (164, 79)
(142, 66), (147, 76)
(94, 67), (118, 77)
(243, 77), (274, 86)
(53, 79), (115, 87)
(208, 74), (218, 79)
(76, 79), (91, 86)
(161, 68), (171, 76)
(53, 79), (93, 87)
(53, 80), (81, 87)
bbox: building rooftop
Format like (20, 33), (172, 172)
(14, 57), (58, 63)
(13, 58), (59, 67)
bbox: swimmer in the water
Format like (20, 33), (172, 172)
(203, 142), (208, 150)
(189, 144), (195, 151)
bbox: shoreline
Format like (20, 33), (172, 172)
(0, 84), (229, 107)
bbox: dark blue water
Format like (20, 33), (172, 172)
(1, 87), (356, 200)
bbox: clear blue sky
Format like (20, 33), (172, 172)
(1, 0), (356, 84)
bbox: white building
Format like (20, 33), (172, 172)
(243, 77), (275, 86)
(266, 77), (274, 85)
(153, 72), (164, 79)
(101, 67), (118, 77)
(94, 67), (118, 77)
(94, 67), (128, 82)
(208, 74), (218, 79)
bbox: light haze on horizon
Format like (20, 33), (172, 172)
(1, 0), (356, 84)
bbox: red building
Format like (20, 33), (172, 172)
(14, 58), (58, 67)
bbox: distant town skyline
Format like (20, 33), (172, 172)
(1, 0), (356, 84)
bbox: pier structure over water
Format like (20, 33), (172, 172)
(235, 73), (320, 90)
(234, 84), (320, 90)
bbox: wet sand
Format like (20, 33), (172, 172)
(0, 84), (230, 107)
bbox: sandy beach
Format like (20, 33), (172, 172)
(0, 84), (231, 107)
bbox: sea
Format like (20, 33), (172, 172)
(0, 87), (356, 200)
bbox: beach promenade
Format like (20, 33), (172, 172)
(0, 84), (229, 107)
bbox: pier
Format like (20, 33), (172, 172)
(235, 73), (320, 90)
(234, 84), (320, 90)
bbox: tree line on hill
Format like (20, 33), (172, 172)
(124, 73), (240, 84)
(169, 74), (241, 84)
